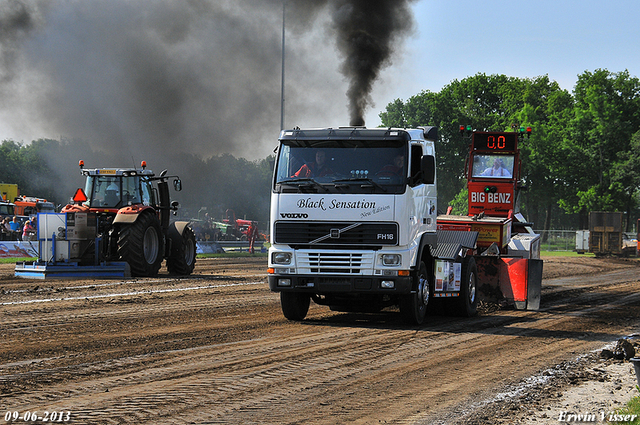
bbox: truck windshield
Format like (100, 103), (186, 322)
(471, 154), (515, 178)
(274, 140), (407, 193)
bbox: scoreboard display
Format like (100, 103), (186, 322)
(472, 132), (517, 152)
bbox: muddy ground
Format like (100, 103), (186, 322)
(1, 255), (639, 424)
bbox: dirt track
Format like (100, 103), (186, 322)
(1, 255), (639, 424)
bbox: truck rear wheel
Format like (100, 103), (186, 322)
(118, 213), (164, 277)
(280, 292), (310, 321)
(167, 226), (197, 275)
(399, 261), (430, 325)
(455, 256), (478, 317)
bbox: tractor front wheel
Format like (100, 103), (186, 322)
(167, 226), (197, 275)
(118, 213), (164, 277)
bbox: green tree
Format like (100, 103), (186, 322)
(562, 69), (640, 225)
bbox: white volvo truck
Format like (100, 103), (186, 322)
(267, 126), (541, 324)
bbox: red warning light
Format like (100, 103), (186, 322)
(79, 160), (85, 169)
(141, 161), (147, 169)
(73, 188), (88, 203)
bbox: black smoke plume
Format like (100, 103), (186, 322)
(286, 0), (417, 126)
(330, 0), (416, 126)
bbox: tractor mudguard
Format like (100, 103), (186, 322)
(167, 221), (190, 243)
(113, 205), (156, 224)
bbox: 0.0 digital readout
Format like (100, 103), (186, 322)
(473, 133), (517, 151)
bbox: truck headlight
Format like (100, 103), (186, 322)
(272, 252), (292, 265)
(381, 254), (401, 266)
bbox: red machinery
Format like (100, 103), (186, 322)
(437, 125), (542, 310)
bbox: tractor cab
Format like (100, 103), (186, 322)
(75, 160), (158, 211)
(82, 171), (155, 210)
(68, 161), (182, 227)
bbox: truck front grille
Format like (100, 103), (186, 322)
(297, 252), (375, 275)
(274, 221), (398, 246)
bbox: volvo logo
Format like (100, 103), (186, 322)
(330, 229), (340, 238)
(280, 213), (308, 219)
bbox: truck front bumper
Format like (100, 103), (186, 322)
(268, 274), (412, 294)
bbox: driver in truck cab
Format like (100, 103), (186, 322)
(293, 150), (334, 178)
(376, 154), (405, 177)
(480, 157), (511, 177)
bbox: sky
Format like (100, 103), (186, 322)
(0, 0), (639, 162)
(363, 0), (640, 128)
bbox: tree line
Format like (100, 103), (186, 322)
(0, 138), (274, 228)
(380, 69), (640, 232)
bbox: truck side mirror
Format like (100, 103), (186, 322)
(173, 178), (182, 191)
(421, 155), (436, 185)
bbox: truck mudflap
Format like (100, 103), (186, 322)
(475, 257), (542, 310)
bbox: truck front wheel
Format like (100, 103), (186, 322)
(280, 292), (310, 321)
(400, 261), (430, 325)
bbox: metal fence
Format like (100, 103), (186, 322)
(535, 230), (637, 252)
(534, 230), (579, 252)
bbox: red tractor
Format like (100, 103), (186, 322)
(61, 160), (196, 277)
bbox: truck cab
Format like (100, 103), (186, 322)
(268, 127), (441, 323)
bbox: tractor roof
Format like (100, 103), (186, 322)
(78, 160), (155, 177)
(81, 168), (155, 177)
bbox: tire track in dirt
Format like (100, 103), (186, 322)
(3, 280), (639, 424)
(1, 257), (639, 424)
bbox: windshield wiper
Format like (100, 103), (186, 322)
(331, 177), (386, 192)
(277, 178), (327, 191)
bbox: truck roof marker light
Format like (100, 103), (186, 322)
(141, 161), (147, 169)
(79, 160), (85, 169)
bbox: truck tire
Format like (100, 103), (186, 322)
(399, 260), (430, 325)
(280, 292), (310, 321)
(455, 256), (478, 317)
(167, 226), (197, 275)
(118, 213), (164, 277)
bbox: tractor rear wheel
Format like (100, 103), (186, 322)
(118, 213), (164, 277)
(167, 226), (197, 275)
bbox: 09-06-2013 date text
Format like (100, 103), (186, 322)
(4, 411), (71, 423)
